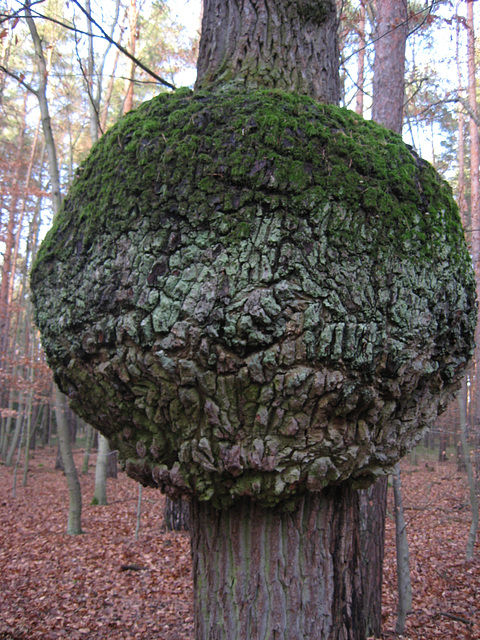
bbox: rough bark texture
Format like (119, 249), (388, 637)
(164, 496), (190, 531)
(31, 88), (476, 508)
(191, 486), (364, 640)
(371, 0), (408, 135)
(196, 0), (340, 103)
(359, 476), (388, 636)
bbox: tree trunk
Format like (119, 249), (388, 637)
(54, 386), (82, 535)
(355, 0), (366, 115)
(358, 477), (388, 637)
(123, 0), (138, 114)
(392, 464), (412, 634)
(190, 485), (364, 640)
(195, 0), (340, 104)
(25, 0), (62, 216)
(164, 496), (190, 531)
(92, 433), (109, 505)
(371, 0), (408, 134)
(458, 379), (478, 560)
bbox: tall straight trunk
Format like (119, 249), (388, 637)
(123, 0), (138, 114)
(392, 464), (412, 634)
(82, 423), (94, 474)
(355, 0), (366, 115)
(54, 386), (82, 535)
(25, 0), (62, 216)
(92, 433), (109, 505)
(465, 2), (480, 470)
(195, 0), (340, 104)
(467, 0), (480, 266)
(455, 4), (466, 222)
(371, 0), (408, 134)
(191, 486), (364, 640)
(458, 379), (479, 560)
(367, 3), (410, 633)
(5, 391), (24, 467)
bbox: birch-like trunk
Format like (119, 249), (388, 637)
(191, 487), (364, 640)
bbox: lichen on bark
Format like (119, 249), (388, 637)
(31, 87), (476, 508)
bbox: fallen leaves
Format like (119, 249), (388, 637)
(0, 450), (479, 639)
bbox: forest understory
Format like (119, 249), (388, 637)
(0, 449), (479, 640)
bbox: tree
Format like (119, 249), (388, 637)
(30, 1), (476, 638)
(364, 1), (410, 635)
(54, 386), (82, 535)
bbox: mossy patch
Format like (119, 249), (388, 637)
(33, 87), (469, 277)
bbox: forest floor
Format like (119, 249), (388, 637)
(0, 448), (479, 640)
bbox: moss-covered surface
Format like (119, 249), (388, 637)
(31, 87), (476, 507)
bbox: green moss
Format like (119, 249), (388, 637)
(32, 86), (469, 283)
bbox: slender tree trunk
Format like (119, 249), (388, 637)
(6, 391), (24, 467)
(123, 0), (138, 114)
(371, 0), (408, 134)
(191, 486), (364, 640)
(195, 0), (340, 104)
(392, 464), (412, 634)
(54, 386), (82, 535)
(458, 379), (479, 560)
(25, 0), (62, 216)
(82, 424), (94, 474)
(467, 0), (480, 261)
(92, 433), (109, 505)
(360, 3), (410, 634)
(355, 0), (366, 115)
(135, 483), (143, 540)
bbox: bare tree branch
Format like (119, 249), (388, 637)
(70, 0), (176, 90)
(1, 0), (177, 91)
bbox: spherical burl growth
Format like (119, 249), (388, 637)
(31, 88), (476, 507)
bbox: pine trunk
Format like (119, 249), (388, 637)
(371, 0), (408, 134)
(190, 486), (364, 640)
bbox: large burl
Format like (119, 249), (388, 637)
(31, 88), (476, 507)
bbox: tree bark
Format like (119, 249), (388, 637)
(25, 0), (62, 216)
(92, 433), (109, 505)
(164, 496), (190, 531)
(467, 0), (480, 267)
(458, 378), (478, 560)
(190, 486), (364, 640)
(371, 0), (408, 134)
(392, 464), (412, 634)
(195, 0), (340, 103)
(358, 477), (388, 637)
(123, 0), (138, 114)
(55, 386), (82, 535)
(355, 0), (366, 115)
